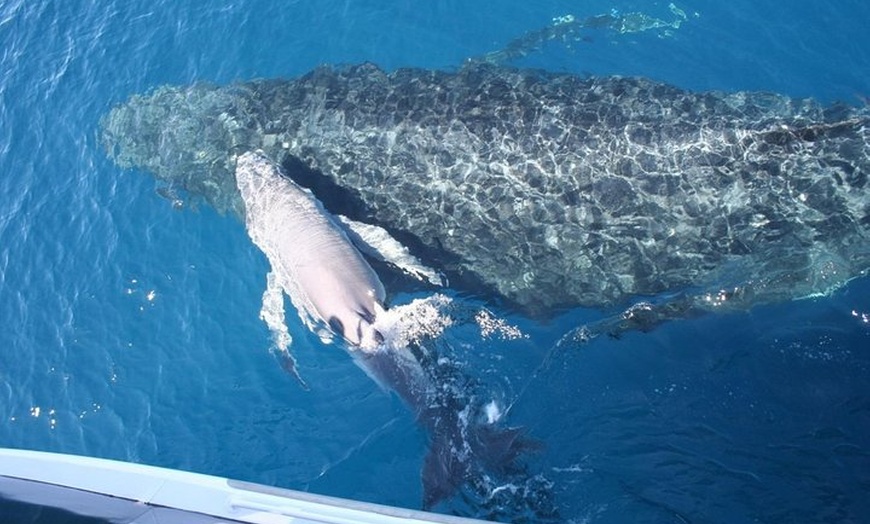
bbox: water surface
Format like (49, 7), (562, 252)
(1, 1), (868, 521)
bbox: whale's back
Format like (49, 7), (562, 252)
(102, 64), (870, 314)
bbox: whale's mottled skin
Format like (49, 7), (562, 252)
(102, 63), (870, 315)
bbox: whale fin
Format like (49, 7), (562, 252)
(258, 271), (310, 389)
(275, 348), (309, 390)
(336, 215), (445, 287)
(422, 421), (535, 510)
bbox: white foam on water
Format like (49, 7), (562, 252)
(372, 292), (528, 349)
(371, 293), (456, 352)
(474, 309), (527, 340)
(483, 400), (503, 424)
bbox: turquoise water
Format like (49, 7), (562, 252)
(1, 1), (869, 522)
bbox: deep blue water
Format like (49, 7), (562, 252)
(1, 1), (869, 522)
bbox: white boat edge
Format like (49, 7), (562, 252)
(0, 448), (494, 524)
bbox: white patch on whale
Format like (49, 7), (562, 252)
(236, 150), (385, 351)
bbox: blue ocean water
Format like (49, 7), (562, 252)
(1, 0), (869, 522)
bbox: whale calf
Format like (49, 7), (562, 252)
(235, 150), (527, 508)
(102, 63), (870, 319)
(236, 150), (385, 349)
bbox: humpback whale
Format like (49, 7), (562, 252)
(236, 150), (386, 349)
(101, 63), (870, 320)
(235, 150), (527, 509)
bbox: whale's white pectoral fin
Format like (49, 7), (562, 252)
(259, 270), (292, 351)
(336, 215), (445, 287)
(259, 269), (308, 388)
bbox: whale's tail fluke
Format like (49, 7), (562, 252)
(351, 320), (537, 511)
(422, 417), (533, 510)
(422, 433), (464, 511)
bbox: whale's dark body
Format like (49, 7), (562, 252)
(102, 63), (870, 316)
